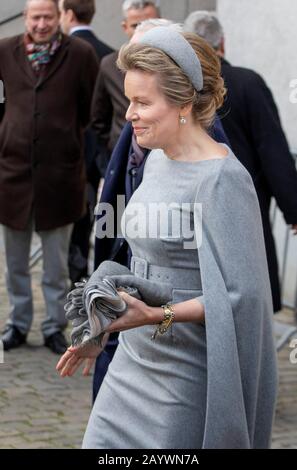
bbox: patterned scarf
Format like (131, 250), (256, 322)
(24, 31), (62, 74)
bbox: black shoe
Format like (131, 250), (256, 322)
(44, 331), (68, 354)
(1, 326), (27, 351)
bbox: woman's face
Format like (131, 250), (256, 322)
(125, 69), (181, 149)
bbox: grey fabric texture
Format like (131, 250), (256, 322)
(65, 260), (172, 346)
(83, 147), (278, 450)
(139, 26), (203, 92)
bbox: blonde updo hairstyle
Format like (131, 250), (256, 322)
(117, 32), (225, 130)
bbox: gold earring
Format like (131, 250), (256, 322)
(180, 116), (187, 125)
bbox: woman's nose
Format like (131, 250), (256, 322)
(125, 104), (133, 122)
(126, 104), (138, 122)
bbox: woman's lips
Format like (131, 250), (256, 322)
(133, 127), (147, 135)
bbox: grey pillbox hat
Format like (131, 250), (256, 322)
(139, 26), (203, 92)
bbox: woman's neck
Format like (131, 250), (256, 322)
(162, 122), (227, 162)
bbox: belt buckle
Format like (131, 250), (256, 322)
(131, 256), (149, 279)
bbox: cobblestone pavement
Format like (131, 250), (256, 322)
(0, 228), (296, 449)
(0, 229), (92, 449)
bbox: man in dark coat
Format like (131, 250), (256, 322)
(185, 11), (297, 312)
(59, 0), (112, 58)
(0, 0), (99, 353)
(91, 0), (160, 176)
(59, 0), (113, 284)
(0, 80), (4, 121)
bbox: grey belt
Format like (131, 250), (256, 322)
(130, 255), (202, 290)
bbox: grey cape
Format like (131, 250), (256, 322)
(193, 154), (278, 448)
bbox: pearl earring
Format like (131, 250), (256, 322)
(180, 116), (187, 125)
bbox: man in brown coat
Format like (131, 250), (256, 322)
(0, 0), (99, 353)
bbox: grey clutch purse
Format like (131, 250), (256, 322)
(65, 260), (172, 346)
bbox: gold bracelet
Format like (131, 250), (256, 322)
(151, 303), (175, 340)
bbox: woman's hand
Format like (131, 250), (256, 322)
(105, 291), (162, 334)
(292, 224), (297, 235)
(56, 334), (109, 378)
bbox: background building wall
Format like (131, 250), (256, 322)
(0, 1), (23, 38)
(0, 1), (24, 22)
(0, 16), (23, 38)
(218, 0), (297, 150)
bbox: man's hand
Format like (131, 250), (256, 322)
(292, 224), (297, 235)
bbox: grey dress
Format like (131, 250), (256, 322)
(83, 147), (277, 449)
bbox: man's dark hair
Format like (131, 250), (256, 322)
(63, 0), (96, 24)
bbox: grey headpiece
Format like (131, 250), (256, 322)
(139, 26), (203, 92)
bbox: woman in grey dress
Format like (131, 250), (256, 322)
(57, 27), (278, 448)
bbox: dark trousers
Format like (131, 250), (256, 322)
(69, 204), (93, 283)
(68, 167), (100, 284)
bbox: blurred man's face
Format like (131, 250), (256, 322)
(25, 0), (60, 44)
(122, 5), (159, 39)
(58, 0), (72, 34)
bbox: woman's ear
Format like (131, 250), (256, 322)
(180, 103), (193, 118)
